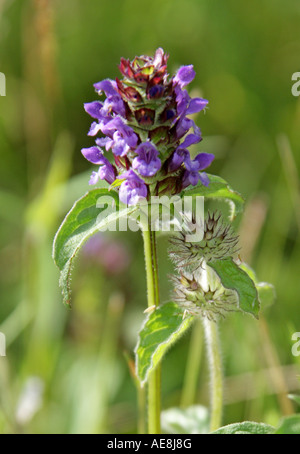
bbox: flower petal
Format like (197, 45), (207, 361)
(181, 133), (202, 149)
(194, 153), (215, 170)
(81, 146), (105, 164)
(174, 65), (196, 88)
(89, 171), (100, 185)
(199, 172), (210, 187)
(84, 101), (104, 120)
(186, 98), (208, 115)
(94, 79), (117, 96)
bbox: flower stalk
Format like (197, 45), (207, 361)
(203, 317), (223, 432)
(142, 220), (161, 434)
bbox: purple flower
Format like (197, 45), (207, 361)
(132, 142), (161, 177)
(101, 117), (138, 148)
(96, 137), (114, 150)
(81, 146), (116, 185)
(84, 101), (104, 120)
(180, 133), (202, 149)
(186, 98), (208, 115)
(175, 117), (194, 139)
(102, 95), (126, 117)
(88, 121), (103, 137)
(92, 79), (126, 117)
(176, 116), (202, 142)
(94, 79), (118, 96)
(175, 87), (190, 116)
(168, 148), (189, 172)
(173, 65), (196, 88)
(118, 170), (148, 206)
(182, 152), (215, 188)
(82, 49), (212, 203)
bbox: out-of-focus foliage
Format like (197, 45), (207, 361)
(0, 0), (299, 434)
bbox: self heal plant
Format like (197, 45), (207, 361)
(53, 48), (274, 435)
(81, 47), (213, 205)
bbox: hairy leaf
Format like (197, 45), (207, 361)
(182, 174), (245, 219)
(212, 421), (274, 435)
(135, 302), (194, 385)
(53, 189), (137, 305)
(208, 258), (260, 318)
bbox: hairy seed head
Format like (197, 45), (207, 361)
(169, 211), (239, 272)
(171, 266), (239, 322)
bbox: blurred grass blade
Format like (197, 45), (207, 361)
(135, 302), (194, 385)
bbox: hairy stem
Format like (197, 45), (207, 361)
(203, 318), (223, 432)
(142, 223), (161, 434)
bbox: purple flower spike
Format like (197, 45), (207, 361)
(174, 65), (196, 88)
(132, 142), (161, 177)
(82, 49), (211, 202)
(118, 170), (148, 206)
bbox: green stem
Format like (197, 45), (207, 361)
(203, 318), (223, 432)
(142, 223), (161, 434)
(181, 319), (203, 408)
(137, 385), (146, 435)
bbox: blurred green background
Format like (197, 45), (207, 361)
(0, 0), (300, 434)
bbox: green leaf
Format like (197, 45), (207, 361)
(135, 302), (194, 385)
(182, 174), (245, 219)
(240, 263), (276, 311)
(161, 405), (210, 435)
(211, 421), (274, 435)
(275, 415), (300, 434)
(208, 258), (260, 318)
(53, 189), (137, 306)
